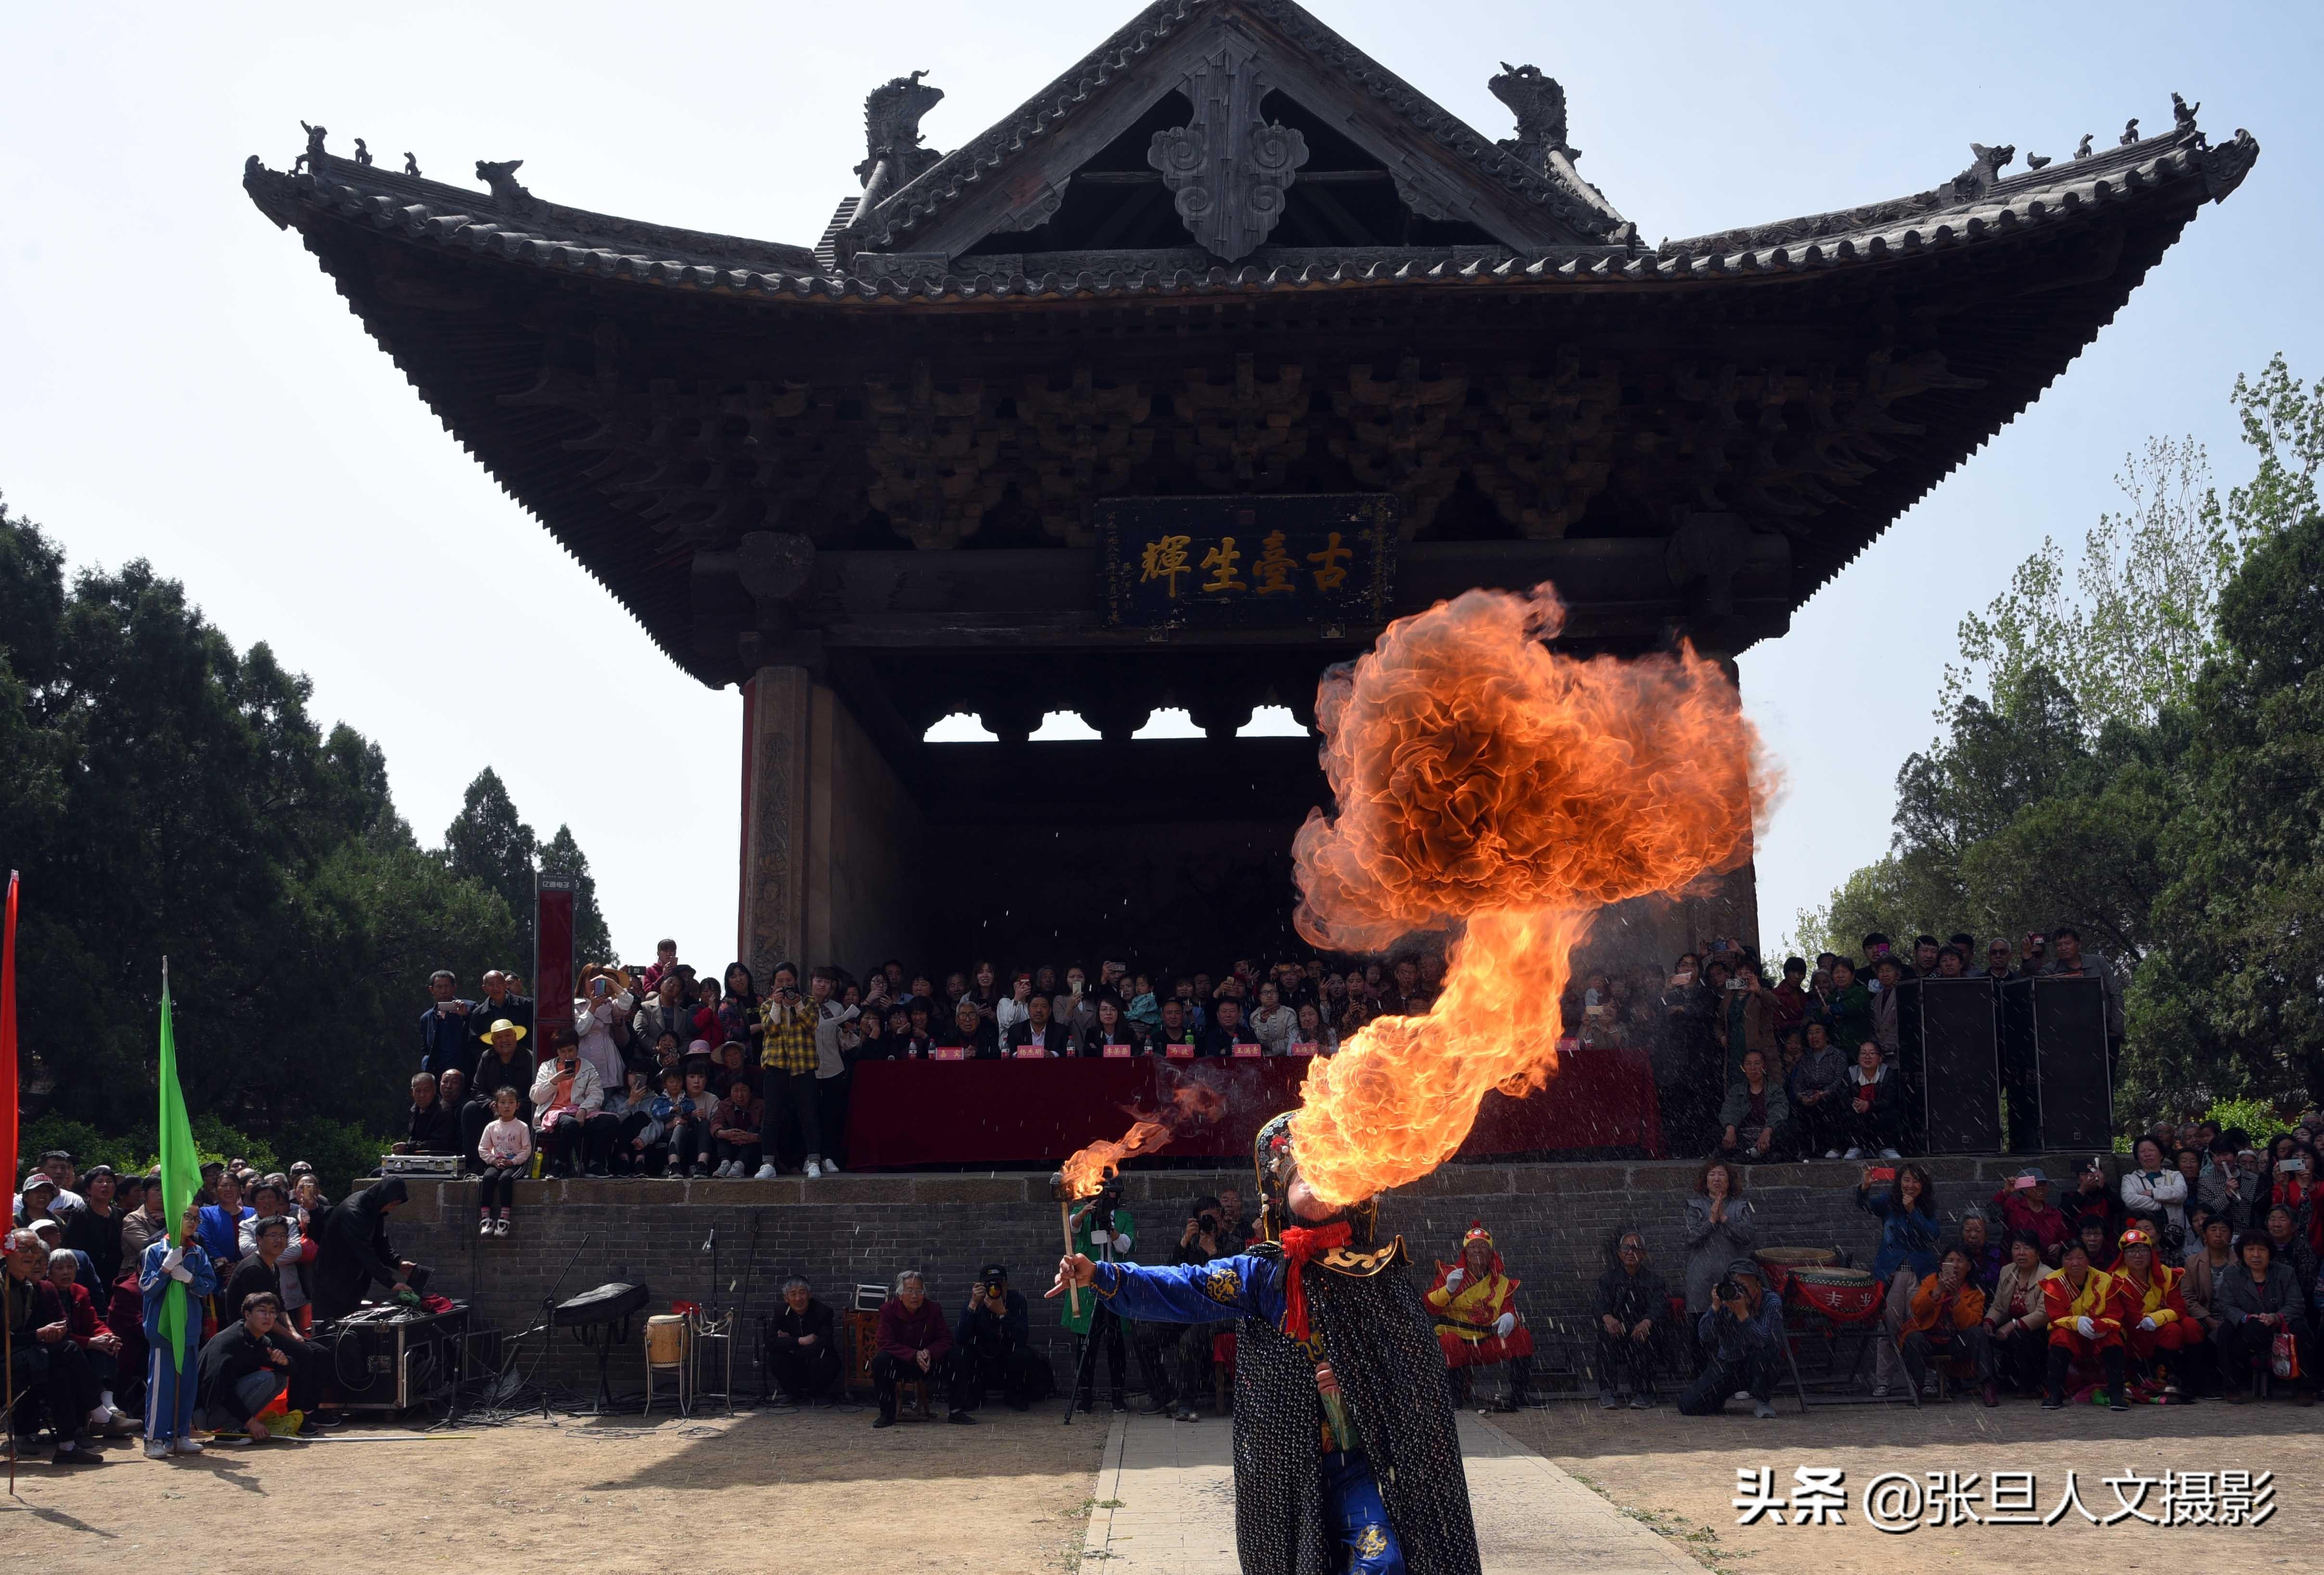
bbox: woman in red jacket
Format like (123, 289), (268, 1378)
(2041, 1239), (2127, 1410)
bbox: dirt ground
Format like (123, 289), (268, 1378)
(0, 1401), (1107, 1574)
(1497, 1393), (2323, 1575)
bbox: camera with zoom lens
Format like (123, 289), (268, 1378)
(1714, 1277), (1743, 1304)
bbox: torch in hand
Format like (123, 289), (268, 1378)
(1047, 1170), (1082, 1318)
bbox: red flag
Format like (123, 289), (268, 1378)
(0, 871), (17, 1196)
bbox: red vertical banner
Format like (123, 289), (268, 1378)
(0, 872), (19, 1196)
(534, 873), (577, 1063)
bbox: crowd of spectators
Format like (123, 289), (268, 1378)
(407, 944), (1463, 1187)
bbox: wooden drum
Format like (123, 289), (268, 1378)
(645, 1313), (690, 1366)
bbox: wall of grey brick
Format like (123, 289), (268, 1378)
(391, 1152), (2097, 1392)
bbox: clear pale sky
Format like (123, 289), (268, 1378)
(4, 2), (2314, 965)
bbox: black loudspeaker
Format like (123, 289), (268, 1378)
(1999, 977), (2113, 1152)
(1900, 978), (2002, 1153)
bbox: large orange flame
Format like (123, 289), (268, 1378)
(1060, 1120), (1173, 1199)
(1290, 583), (1766, 1204)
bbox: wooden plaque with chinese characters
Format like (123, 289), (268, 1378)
(1096, 495), (1398, 631)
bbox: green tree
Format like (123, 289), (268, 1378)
(541, 823), (614, 965)
(441, 767), (536, 959)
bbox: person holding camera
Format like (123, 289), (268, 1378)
(958, 1264), (1051, 1412)
(1168, 1196), (1236, 1420)
(1676, 1259), (1782, 1418)
(759, 963), (830, 1177)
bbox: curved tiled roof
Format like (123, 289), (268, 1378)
(246, 120), (2254, 309)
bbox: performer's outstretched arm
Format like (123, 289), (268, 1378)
(1049, 1252), (1284, 1327)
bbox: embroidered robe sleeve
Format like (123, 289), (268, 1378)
(1091, 1254), (1285, 1327)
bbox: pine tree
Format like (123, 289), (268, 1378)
(541, 823), (615, 966)
(441, 768), (537, 962)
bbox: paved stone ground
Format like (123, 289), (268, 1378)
(1082, 1410), (1697, 1575)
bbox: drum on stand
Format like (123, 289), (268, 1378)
(646, 1314), (690, 1367)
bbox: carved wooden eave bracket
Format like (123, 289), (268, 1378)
(1147, 30), (1310, 261)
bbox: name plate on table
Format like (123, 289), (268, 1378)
(932, 1045), (967, 1062)
(1287, 1042), (1318, 1057)
(1102, 1045), (1133, 1059)
(1232, 1043), (1264, 1059)
(1165, 1045), (1195, 1059)
(1013, 1047), (1047, 1059)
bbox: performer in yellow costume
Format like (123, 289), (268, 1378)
(1424, 1223), (1533, 1410)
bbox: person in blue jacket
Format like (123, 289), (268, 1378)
(1858, 1161), (1939, 1394)
(1049, 1113), (1480, 1575)
(140, 1205), (217, 1458)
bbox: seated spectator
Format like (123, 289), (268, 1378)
(765, 1278), (842, 1405)
(1839, 1041), (1903, 1159)
(995, 973), (1034, 1043)
(2108, 1226), (2194, 1397)
(937, 997), (1000, 1059)
(1591, 1227), (1667, 1410)
(1125, 975), (1162, 1027)
(464, 1018), (535, 1173)
(45, 1245), (132, 1438)
(897, 1004), (937, 1059)
(1991, 1167), (2071, 1264)
(236, 1183), (311, 1327)
(221, 1219), (331, 1422)
(957, 1264), (1051, 1413)
(2261, 1201), (2319, 1296)
(1249, 981), (1296, 1055)
(1150, 998), (1201, 1058)
(396, 1072), (460, 1156)
(2212, 1231), (2314, 1404)
(1289, 1002), (1337, 1056)
(666, 1063), (720, 1178)
(1425, 1224), (1535, 1412)
(197, 1170), (254, 1312)
(1006, 991), (1073, 1057)
(1785, 1022), (1840, 1161)
(197, 1291), (300, 1440)
(872, 1270), (973, 1428)
(2073, 1215), (2120, 1273)
(1714, 1049), (1790, 1162)
(1677, 1259), (1782, 1418)
(1897, 1245), (1985, 1397)
(712, 1080), (766, 1179)
(626, 1068), (688, 1175)
(5, 1231), (108, 1463)
(1200, 997), (1261, 1058)
(530, 1035), (613, 1179)
(712, 1038), (758, 1102)
(1970, 1228), (2052, 1405)
(475, 1085), (533, 1233)
(1079, 996), (1141, 1058)
(2061, 1156), (2125, 1245)
(2041, 1239), (2127, 1410)
(1858, 1162), (1939, 1397)
(604, 1068), (658, 1175)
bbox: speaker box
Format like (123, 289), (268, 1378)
(1900, 978), (2002, 1153)
(1999, 977), (2113, 1151)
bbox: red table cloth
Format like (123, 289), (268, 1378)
(843, 1042), (1662, 1169)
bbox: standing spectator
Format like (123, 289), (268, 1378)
(1970, 1229), (2052, 1405)
(1165, 1196), (1235, 1419)
(572, 969), (636, 1093)
(716, 963), (762, 1054)
(1721, 963), (1777, 1080)
(1868, 958), (1905, 1063)
(810, 968), (859, 1172)
(465, 970), (534, 1059)
(957, 1265), (1050, 1412)
(1824, 958), (1873, 1053)
(1991, 1168), (2071, 1263)
(1676, 1260), (1782, 1418)
(419, 969), (475, 1081)
(1714, 1049), (1790, 1162)
(759, 964), (827, 1177)
(633, 973), (694, 1050)
(1979, 939), (2018, 981)
(1682, 1161), (1756, 1348)
(712, 1080), (765, 1179)
(1897, 1246), (1985, 1397)
(1770, 957), (1809, 1037)
(474, 1086), (533, 1234)
(2211, 1232), (2311, 1402)
(235, 1182), (312, 1329)
(64, 1166), (125, 1290)
(871, 1270), (973, 1428)
(2061, 1156), (2127, 1246)
(996, 974), (1035, 1043)
(765, 1278), (842, 1405)
(2120, 1137), (2190, 1249)
(1839, 1041), (1903, 1159)
(1006, 992), (1073, 1057)
(530, 1035), (612, 1178)
(1249, 981), (1296, 1055)
(2040, 1239), (2127, 1410)
(2261, 1202), (2319, 1297)
(638, 939), (681, 997)
(1062, 1183), (1137, 1415)
(197, 1170), (254, 1312)
(1125, 975), (1162, 1027)
(140, 1207), (217, 1457)
(1859, 1163), (1940, 1397)
(1592, 1228), (1667, 1409)
(2042, 926), (2124, 1049)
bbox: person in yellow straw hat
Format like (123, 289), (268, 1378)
(461, 1018), (532, 1172)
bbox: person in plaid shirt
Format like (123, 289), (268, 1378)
(759, 962), (827, 1177)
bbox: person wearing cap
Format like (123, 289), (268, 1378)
(1991, 1168), (2071, 1264)
(464, 1017), (535, 1173)
(958, 1264), (1049, 1412)
(13, 1172), (62, 1230)
(2106, 1227), (2193, 1396)
(1677, 1258), (1783, 1419)
(2039, 1238), (2127, 1410)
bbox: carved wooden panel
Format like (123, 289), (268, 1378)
(863, 364), (1012, 549)
(1173, 354), (1309, 492)
(1148, 29), (1309, 262)
(1469, 357), (1621, 540)
(1326, 358), (1468, 540)
(1019, 366), (1153, 545)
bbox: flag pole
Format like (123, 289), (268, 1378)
(4, 870), (19, 1496)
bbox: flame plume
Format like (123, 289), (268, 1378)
(1290, 583), (1766, 1204)
(1060, 1120), (1173, 1199)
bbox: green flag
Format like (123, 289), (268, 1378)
(155, 963), (200, 1352)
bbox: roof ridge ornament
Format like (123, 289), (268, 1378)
(857, 71), (946, 197)
(1488, 63), (1575, 170)
(2074, 134), (2094, 160)
(295, 120), (328, 173)
(476, 159), (533, 212)
(2119, 118), (2141, 146)
(1951, 142), (2015, 200)
(2172, 93), (2201, 135)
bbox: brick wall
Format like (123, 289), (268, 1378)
(392, 1152), (2095, 1392)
